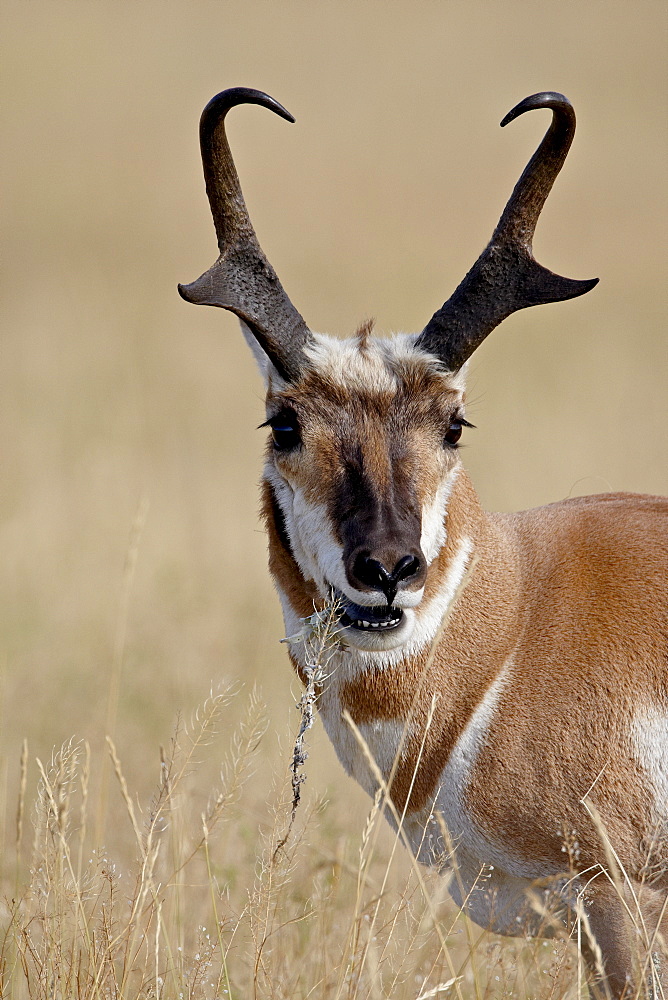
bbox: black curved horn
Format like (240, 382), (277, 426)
(178, 88), (312, 382)
(416, 92), (598, 371)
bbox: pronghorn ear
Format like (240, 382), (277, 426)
(449, 360), (469, 394)
(238, 319), (288, 387)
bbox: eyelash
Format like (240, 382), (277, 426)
(261, 410), (302, 450)
(444, 416), (474, 448)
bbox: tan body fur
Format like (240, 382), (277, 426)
(260, 333), (668, 996)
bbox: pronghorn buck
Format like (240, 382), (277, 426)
(180, 88), (668, 996)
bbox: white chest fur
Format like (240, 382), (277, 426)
(316, 667), (410, 799)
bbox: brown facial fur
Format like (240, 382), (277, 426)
(266, 356), (462, 547)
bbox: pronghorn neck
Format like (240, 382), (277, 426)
(262, 460), (524, 825)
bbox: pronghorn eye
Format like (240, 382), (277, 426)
(268, 411), (301, 451)
(444, 416), (474, 448)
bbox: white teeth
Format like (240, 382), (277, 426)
(354, 618), (399, 630)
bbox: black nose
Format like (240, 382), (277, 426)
(352, 552), (423, 606)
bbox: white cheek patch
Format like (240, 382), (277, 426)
(420, 466), (459, 565)
(291, 492), (347, 594)
(276, 590), (310, 647)
(265, 464), (338, 593)
(266, 464), (366, 604)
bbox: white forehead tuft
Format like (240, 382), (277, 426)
(303, 331), (467, 393)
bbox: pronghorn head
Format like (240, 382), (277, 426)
(179, 89), (597, 652)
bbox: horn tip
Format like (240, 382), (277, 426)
(500, 92), (572, 128)
(201, 87), (296, 132)
(577, 276), (599, 295)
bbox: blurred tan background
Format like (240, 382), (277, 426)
(1, 1), (666, 851)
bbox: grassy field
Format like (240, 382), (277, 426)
(1, 0), (666, 995)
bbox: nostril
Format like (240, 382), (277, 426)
(350, 550), (423, 605)
(392, 554), (421, 583)
(353, 553), (390, 590)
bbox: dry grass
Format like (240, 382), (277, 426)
(1, 687), (585, 999)
(0, 597), (661, 998)
(1, 672), (662, 998)
(1, 1), (665, 997)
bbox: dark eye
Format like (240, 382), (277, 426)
(268, 410), (301, 451)
(444, 416), (473, 448)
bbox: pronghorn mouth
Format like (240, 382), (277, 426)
(337, 600), (405, 632)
